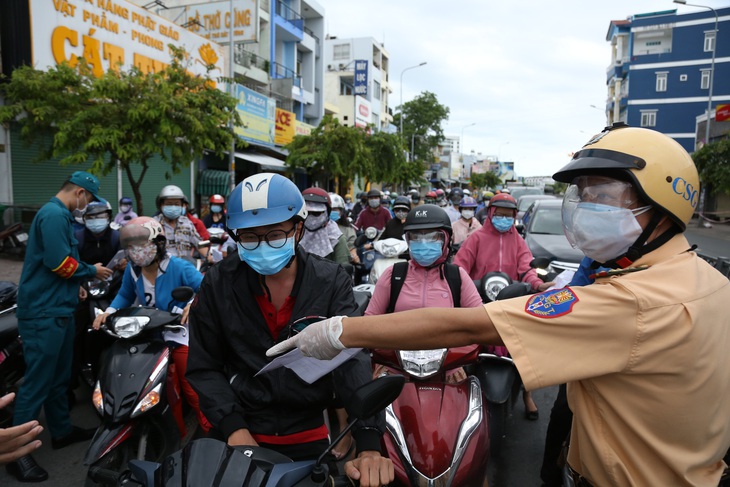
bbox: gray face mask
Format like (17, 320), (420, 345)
(304, 213), (328, 231)
(368, 198), (381, 209)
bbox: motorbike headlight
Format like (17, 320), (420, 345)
(112, 316), (150, 338)
(484, 275), (511, 302)
(131, 383), (162, 418)
(93, 380), (104, 415)
(399, 349), (447, 378)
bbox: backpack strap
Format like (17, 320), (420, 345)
(444, 263), (462, 308)
(386, 262), (409, 314)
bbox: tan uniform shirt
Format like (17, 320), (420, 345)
(485, 235), (730, 486)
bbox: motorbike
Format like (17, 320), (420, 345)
(369, 238), (409, 284)
(0, 281), (21, 428)
(0, 220), (28, 260)
(83, 286), (195, 486)
(354, 226), (382, 284)
(371, 345), (491, 486)
(85, 375), (406, 487)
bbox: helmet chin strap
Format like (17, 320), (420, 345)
(598, 211), (678, 269)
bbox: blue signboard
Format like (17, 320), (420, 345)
(354, 59), (368, 97)
(234, 84), (276, 146)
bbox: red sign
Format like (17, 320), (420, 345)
(716, 104), (730, 122)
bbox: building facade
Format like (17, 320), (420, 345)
(605, 7), (730, 152)
(323, 36), (393, 131)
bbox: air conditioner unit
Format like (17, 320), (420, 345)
(327, 64), (334, 71)
(338, 63), (345, 70)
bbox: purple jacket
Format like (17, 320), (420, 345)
(453, 220), (543, 291)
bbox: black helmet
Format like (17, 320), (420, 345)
(392, 196), (412, 212)
(366, 189), (381, 199)
(403, 204), (453, 236)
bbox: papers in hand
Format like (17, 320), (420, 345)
(256, 347), (362, 384)
(546, 269), (576, 291)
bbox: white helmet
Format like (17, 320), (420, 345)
(329, 193), (346, 210)
(156, 185), (188, 208)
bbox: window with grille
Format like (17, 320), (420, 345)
(333, 44), (350, 61)
(700, 69), (711, 90)
(704, 31), (716, 52)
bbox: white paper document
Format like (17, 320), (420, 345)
(546, 269), (576, 291)
(256, 347), (362, 384)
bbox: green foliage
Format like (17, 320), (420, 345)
(395, 91), (450, 164)
(470, 171), (502, 191)
(692, 138), (730, 195)
(285, 115), (415, 189)
(0, 45), (239, 215)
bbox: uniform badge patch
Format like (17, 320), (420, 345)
(525, 287), (579, 319)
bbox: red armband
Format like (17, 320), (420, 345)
(52, 256), (79, 279)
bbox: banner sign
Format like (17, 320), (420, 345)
(159, 0), (259, 44)
(274, 108), (296, 146)
(31, 0), (224, 78)
(354, 59), (368, 97)
(234, 84), (275, 146)
(295, 121), (314, 137)
(716, 104), (730, 122)
(354, 96), (371, 129)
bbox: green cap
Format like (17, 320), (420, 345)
(67, 171), (106, 205)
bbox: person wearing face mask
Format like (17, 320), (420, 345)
(270, 125), (730, 487)
(76, 202), (121, 267)
(350, 192), (367, 223)
(330, 193), (360, 265)
(6, 171), (113, 483)
(299, 187), (350, 265)
(445, 188), (463, 222)
(153, 185), (203, 259)
(92, 217), (211, 436)
(363, 204), (483, 382)
(203, 194), (227, 230)
(451, 196), (482, 246)
(344, 193), (354, 213)
(114, 196), (138, 227)
(379, 196), (411, 241)
(185, 173), (392, 487)
(354, 189), (391, 232)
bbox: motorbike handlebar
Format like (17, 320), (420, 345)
(88, 466), (130, 485)
(332, 475), (358, 487)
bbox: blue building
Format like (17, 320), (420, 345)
(605, 7), (730, 153)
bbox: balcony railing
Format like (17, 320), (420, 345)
(272, 60), (301, 88)
(234, 47), (269, 72)
(276, 1), (303, 31)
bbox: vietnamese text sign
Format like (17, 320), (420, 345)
(716, 104), (730, 122)
(354, 59), (368, 97)
(275, 108), (296, 146)
(354, 96), (371, 129)
(31, 0), (224, 78)
(295, 121), (314, 137)
(159, 0), (259, 44)
(234, 84), (275, 146)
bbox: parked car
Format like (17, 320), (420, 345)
(515, 194), (556, 227)
(519, 199), (583, 272)
(507, 186), (543, 202)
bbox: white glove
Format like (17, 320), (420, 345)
(266, 316), (346, 360)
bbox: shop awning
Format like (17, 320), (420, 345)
(197, 169), (231, 197)
(235, 152), (287, 171)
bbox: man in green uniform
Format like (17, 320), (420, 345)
(6, 171), (113, 483)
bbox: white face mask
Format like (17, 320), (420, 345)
(461, 210), (475, 220)
(565, 202), (649, 263)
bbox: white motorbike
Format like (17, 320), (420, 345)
(369, 238), (409, 284)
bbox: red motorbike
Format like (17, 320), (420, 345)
(371, 345), (490, 487)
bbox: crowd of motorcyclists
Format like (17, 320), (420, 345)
(2, 124), (729, 487)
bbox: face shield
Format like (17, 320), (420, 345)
(120, 223), (154, 249)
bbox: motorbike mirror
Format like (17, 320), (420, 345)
(171, 286), (194, 303)
(530, 257), (553, 270)
(495, 282), (532, 300)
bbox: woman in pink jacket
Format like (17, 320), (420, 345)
(453, 193), (553, 419)
(364, 204), (483, 382)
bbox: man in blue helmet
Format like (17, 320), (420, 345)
(186, 173), (392, 487)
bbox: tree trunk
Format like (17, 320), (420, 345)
(123, 158), (150, 216)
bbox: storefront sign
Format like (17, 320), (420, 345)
(354, 96), (371, 129)
(274, 108), (296, 146)
(716, 104), (730, 122)
(295, 121), (314, 137)
(234, 84), (275, 146)
(159, 0), (259, 44)
(32, 0), (224, 78)
(354, 59), (368, 97)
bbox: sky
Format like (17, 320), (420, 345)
(318, 0), (721, 178)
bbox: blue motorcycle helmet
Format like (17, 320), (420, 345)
(226, 173), (308, 235)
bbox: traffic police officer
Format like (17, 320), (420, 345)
(7, 171), (113, 483)
(269, 125), (730, 486)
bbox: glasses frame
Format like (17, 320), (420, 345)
(236, 224), (297, 251)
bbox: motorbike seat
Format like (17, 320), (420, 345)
(0, 223), (22, 240)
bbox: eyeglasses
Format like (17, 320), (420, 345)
(406, 230), (444, 243)
(236, 225), (297, 250)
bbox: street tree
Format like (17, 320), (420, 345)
(394, 91), (450, 164)
(0, 45), (239, 215)
(470, 171), (502, 191)
(692, 137), (730, 196)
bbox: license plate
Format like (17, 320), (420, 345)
(16, 233), (28, 243)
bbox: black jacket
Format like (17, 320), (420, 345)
(187, 249), (384, 453)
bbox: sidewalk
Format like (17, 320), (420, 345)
(0, 257), (23, 283)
